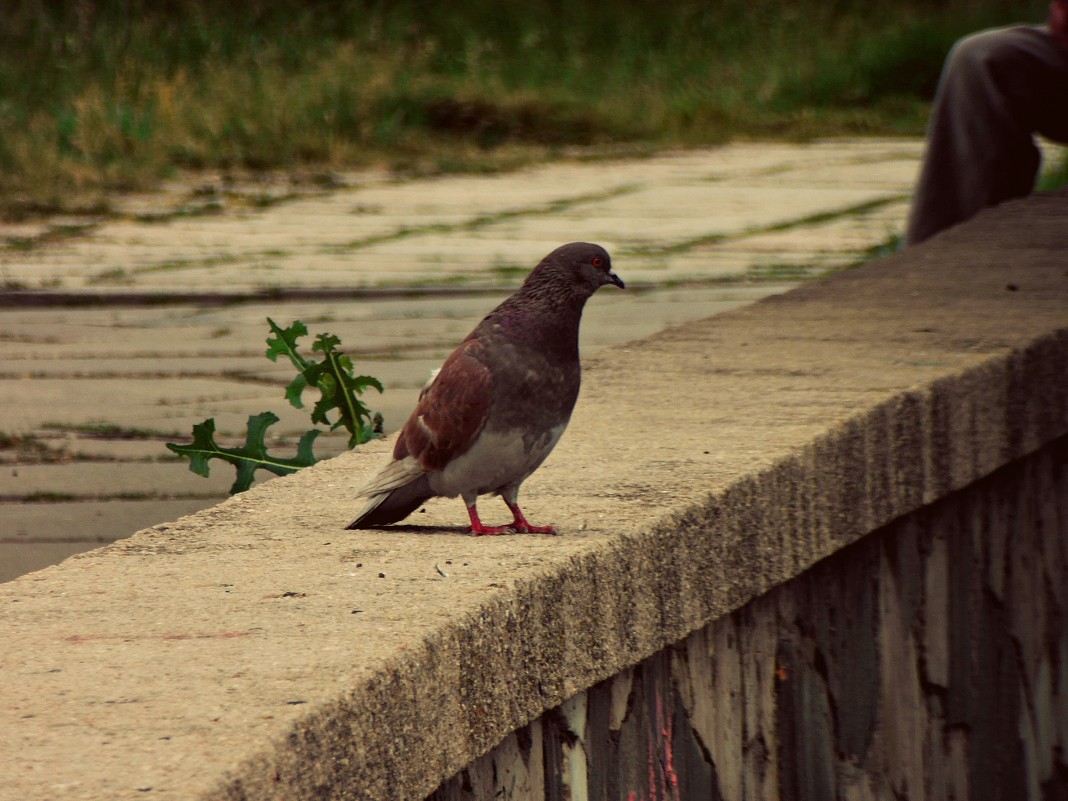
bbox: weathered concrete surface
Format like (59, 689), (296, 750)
(2, 190), (1067, 801)
(0, 284), (789, 582)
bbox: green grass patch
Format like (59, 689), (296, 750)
(0, 431), (68, 462)
(1038, 148), (1068, 192)
(40, 422), (181, 440)
(0, 0), (1047, 216)
(747, 263), (821, 282)
(21, 492), (79, 503)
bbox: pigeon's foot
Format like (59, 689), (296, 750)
(507, 502), (558, 536)
(466, 505), (515, 536)
(464, 502), (558, 536)
(468, 523), (515, 536)
(512, 522), (558, 535)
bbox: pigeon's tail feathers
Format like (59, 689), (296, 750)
(355, 455), (425, 496)
(346, 478), (433, 528)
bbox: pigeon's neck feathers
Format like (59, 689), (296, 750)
(475, 265), (591, 359)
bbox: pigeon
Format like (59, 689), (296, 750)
(346, 242), (624, 535)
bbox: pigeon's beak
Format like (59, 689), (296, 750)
(607, 271), (625, 289)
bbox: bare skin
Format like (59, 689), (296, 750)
(1051, 0), (1068, 50)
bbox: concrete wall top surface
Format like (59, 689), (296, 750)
(3, 190), (1067, 801)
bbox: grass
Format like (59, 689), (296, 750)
(0, 0), (1050, 217)
(39, 422), (181, 440)
(1038, 147), (1068, 192)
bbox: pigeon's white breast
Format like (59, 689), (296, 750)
(430, 422), (567, 500)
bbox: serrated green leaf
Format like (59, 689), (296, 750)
(265, 318), (311, 369)
(284, 374), (309, 410)
(312, 333), (341, 353)
(352, 374), (385, 394)
(271, 321), (385, 449)
(166, 412), (321, 495)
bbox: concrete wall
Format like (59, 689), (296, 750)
(430, 435), (1068, 801)
(2, 191), (1067, 801)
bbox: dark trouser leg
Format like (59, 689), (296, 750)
(906, 26), (1068, 246)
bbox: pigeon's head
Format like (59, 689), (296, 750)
(536, 242), (625, 297)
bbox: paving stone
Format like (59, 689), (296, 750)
(0, 499), (222, 583)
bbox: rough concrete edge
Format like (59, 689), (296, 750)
(203, 328), (1068, 797)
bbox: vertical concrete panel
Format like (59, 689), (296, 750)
(945, 498), (973, 729)
(612, 657), (671, 801)
(1007, 461), (1048, 699)
(560, 693), (589, 801)
(876, 537), (927, 800)
(945, 729), (970, 801)
(1040, 444), (1068, 613)
(427, 772), (473, 801)
(541, 708), (570, 801)
(1056, 639), (1068, 778)
(774, 633), (837, 801)
(465, 752), (499, 800)
(966, 540), (1028, 801)
(983, 476), (1008, 602)
(709, 620), (742, 799)
(584, 680), (614, 801)
(804, 537), (880, 766)
(669, 687), (720, 801)
(671, 620), (738, 800)
(428, 721), (546, 801)
(739, 593), (780, 801)
(489, 730), (542, 798)
(526, 721), (547, 801)
(921, 694), (949, 801)
(922, 528), (949, 689)
(1024, 657), (1055, 791)
(608, 667), (634, 734)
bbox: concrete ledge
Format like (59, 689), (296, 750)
(4, 191), (1068, 800)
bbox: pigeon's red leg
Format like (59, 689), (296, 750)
(466, 504), (513, 536)
(506, 502), (557, 535)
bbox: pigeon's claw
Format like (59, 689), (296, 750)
(506, 502), (558, 536)
(468, 523), (515, 536)
(466, 505), (515, 536)
(512, 522), (557, 535)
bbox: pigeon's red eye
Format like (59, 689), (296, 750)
(591, 256), (604, 268)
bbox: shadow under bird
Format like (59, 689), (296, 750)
(346, 242), (624, 535)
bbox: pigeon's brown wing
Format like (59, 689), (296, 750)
(394, 339), (493, 473)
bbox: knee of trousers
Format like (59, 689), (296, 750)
(943, 27), (1021, 81)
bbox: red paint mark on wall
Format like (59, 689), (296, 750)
(655, 683), (680, 797)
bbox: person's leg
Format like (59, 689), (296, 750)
(906, 26), (1068, 246)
